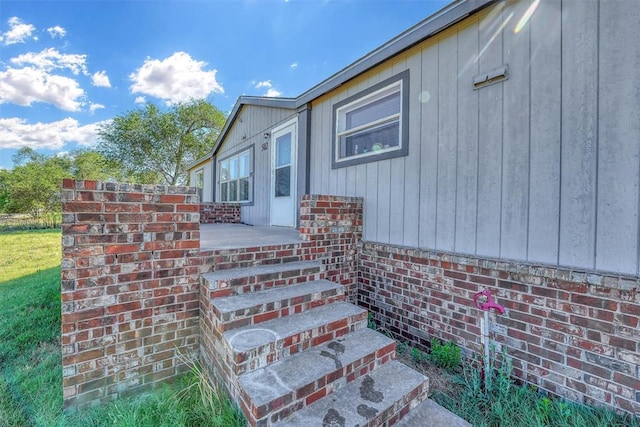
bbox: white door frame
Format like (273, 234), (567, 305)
(269, 118), (297, 227)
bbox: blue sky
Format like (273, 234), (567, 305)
(0, 0), (450, 169)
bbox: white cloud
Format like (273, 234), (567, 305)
(91, 70), (111, 87)
(0, 67), (85, 111)
(130, 52), (223, 104)
(255, 80), (272, 89)
(290, 62), (298, 69)
(265, 88), (282, 97)
(0, 17), (36, 45)
(134, 96), (146, 104)
(11, 48), (88, 75)
(89, 103), (105, 113)
(47, 25), (66, 38)
(0, 117), (107, 150)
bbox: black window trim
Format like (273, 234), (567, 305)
(332, 69), (410, 169)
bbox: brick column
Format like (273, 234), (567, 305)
(61, 179), (202, 410)
(299, 194), (363, 300)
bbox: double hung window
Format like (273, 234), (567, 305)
(219, 148), (252, 202)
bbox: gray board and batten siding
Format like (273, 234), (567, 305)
(216, 104), (297, 226)
(308, 0), (640, 276)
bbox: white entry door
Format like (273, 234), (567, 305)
(270, 119), (297, 227)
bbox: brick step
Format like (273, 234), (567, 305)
(220, 302), (367, 376)
(198, 242), (312, 274)
(273, 359), (429, 427)
(211, 280), (345, 334)
(238, 328), (396, 426)
(201, 260), (324, 298)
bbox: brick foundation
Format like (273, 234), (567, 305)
(358, 242), (640, 414)
(61, 179), (202, 409)
(199, 202), (241, 224)
(300, 194), (363, 300)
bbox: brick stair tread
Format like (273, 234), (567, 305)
(223, 302), (366, 353)
(213, 279), (343, 316)
(238, 328), (395, 409)
(395, 399), (471, 427)
(273, 360), (428, 427)
(202, 260), (323, 289)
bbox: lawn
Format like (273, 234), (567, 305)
(0, 229), (244, 427)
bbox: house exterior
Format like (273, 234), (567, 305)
(185, 0), (640, 413)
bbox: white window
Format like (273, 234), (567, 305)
(219, 148), (252, 203)
(195, 169), (204, 201)
(333, 70), (409, 168)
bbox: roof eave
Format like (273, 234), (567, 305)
(296, 0), (498, 106)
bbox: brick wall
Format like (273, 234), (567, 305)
(299, 194), (363, 300)
(199, 202), (241, 224)
(61, 179), (202, 410)
(358, 242), (640, 413)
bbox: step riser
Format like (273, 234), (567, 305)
(213, 290), (345, 334)
(203, 268), (324, 299)
(360, 381), (429, 427)
(227, 313), (368, 376)
(245, 342), (396, 426)
(199, 243), (316, 274)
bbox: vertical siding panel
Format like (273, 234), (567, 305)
(365, 162), (379, 241)
(596, 0), (640, 274)
(500, 0), (530, 260)
(319, 100), (330, 195)
(389, 60), (407, 246)
(403, 54), (422, 247)
(454, 22), (479, 254)
(528, 0), (561, 264)
(560, 0), (598, 269)
(476, 4), (504, 257)
(419, 43), (440, 249)
(310, 104), (322, 195)
(377, 159), (391, 243)
(436, 33), (458, 251)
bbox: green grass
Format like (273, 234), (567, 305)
(432, 352), (640, 427)
(0, 229), (245, 427)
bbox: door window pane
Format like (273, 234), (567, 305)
(276, 134), (291, 167)
(275, 166), (290, 197)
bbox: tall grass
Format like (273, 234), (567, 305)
(0, 229), (244, 427)
(0, 213), (61, 232)
(432, 351), (640, 427)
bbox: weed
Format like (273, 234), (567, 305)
(396, 341), (409, 356)
(410, 347), (429, 364)
(367, 312), (377, 330)
(429, 340), (461, 372)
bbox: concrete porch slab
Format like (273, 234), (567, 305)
(200, 224), (302, 250)
(200, 223), (302, 250)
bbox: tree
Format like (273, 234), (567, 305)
(97, 99), (226, 185)
(3, 148), (69, 217)
(1, 148), (122, 216)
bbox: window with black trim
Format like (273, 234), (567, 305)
(333, 70), (409, 168)
(219, 147), (252, 203)
(195, 169), (204, 201)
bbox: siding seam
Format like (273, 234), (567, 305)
(593, 0), (600, 270)
(556, 0), (563, 267)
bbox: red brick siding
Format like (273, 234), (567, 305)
(61, 179), (202, 409)
(358, 242), (640, 414)
(200, 202), (241, 224)
(300, 194), (363, 300)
